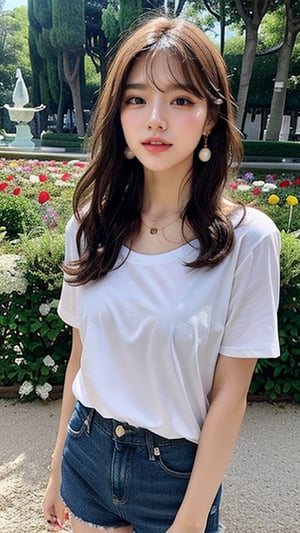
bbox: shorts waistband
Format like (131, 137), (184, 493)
(78, 401), (191, 450)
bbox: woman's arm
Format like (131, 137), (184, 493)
(168, 354), (257, 533)
(43, 327), (82, 526)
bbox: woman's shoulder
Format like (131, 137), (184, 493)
(231, 205), (280, 252)
(66, 213), (80, 236)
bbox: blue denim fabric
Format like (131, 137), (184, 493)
(61, 401), (222, 532)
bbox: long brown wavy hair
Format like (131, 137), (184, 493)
(65, 15), (244, 284)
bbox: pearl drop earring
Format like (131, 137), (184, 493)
(198, 135), (211, 162)
(124, 146), (135, 160)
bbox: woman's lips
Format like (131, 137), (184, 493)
(142, 138), (172, 153)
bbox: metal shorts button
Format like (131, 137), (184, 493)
(115, 424), (126, 438)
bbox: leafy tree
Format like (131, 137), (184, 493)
(200, 0), (233, 55)
(0, 6), (31, 107)
(233, 0), (280, 130)
(265, 0), (300, 140)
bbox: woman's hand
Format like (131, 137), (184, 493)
(44, 470), (67, 528)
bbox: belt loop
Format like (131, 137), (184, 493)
(85, 408), (95, 434)
(145, 430), (155, 461)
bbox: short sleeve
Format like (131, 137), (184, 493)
(57, 216), (80, 328)
(220, 221), (281, 359)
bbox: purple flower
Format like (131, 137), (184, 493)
(243, 172), (255, 182)
(43, 207), (58, 229)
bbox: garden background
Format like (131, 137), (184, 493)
(0, 156), (299, 403)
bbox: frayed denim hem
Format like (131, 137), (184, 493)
(59, 493), (127, 530)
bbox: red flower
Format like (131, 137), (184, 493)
(293, 179), (300, 186)
(279, 180), (291, 188)
(13, 187), (21, 195)
(252, 188), (261, 196)
(39, 174), (48, 182)
(0, 182), (8, 191)
(6, 174), (14, 181)
(61, 173), (71, 181)
(228, 183), (238, 189)
(38, 190), (51, 204)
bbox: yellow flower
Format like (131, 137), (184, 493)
(268, 194), (280, 205)
(286, 195), (298, 206)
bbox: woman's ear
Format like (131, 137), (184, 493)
(205, 107), (219, 134)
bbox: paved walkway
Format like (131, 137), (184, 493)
(0, 399), (299, 532)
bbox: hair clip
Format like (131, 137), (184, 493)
(214, 98), (223, 105)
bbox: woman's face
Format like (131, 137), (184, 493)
(120, 53), (213, 179)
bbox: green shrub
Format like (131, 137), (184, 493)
(259, 204), (300, 233)
(20, 230), (65, 291)
(0, 230), (71, 399)
(243, 140), (300, 160)
(41, 132), (85, 149)
(250, 231), (300, 402)
(0, 194), (43, 239)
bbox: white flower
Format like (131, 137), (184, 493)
(43, 355), (55, 367)
(52, 364), (59, 373)
(252, 180), (265, 187)
(36, 382), (52, 400)
(262, 183), (278, 192)
(39, 303), (51, 316)
(15, 357), (24, 366)
(0, 254), (28, 295)
(54, 179), (74, 187)
(19, 381), (34, 398)
(237, 184), (251, 191)
(29, 174), (40, 183)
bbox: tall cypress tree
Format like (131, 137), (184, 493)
(50, 0), (86, 136)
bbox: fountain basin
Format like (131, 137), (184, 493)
(4, 104), (45, 124)
(5, 106), (35, 123)
(4, 104), (46, 149)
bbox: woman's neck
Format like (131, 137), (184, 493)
(142, 170), (190, 218)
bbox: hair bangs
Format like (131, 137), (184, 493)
(132, 40), (224, 108)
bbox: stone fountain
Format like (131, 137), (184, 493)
(4, 68), (45, 149)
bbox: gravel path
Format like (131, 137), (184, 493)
(0, 399), (299, 532)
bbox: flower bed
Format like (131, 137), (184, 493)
(227, 171), (300, 233)
(0, 160), (299, 402)
(0, 158), (87, 401)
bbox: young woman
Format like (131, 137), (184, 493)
(44, 15), (280, 533)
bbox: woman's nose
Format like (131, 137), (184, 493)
(146, 107), (167, 131)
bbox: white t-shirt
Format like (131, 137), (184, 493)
(58, 207), (280, 443)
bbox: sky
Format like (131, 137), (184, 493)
(4, 0), (27, 8)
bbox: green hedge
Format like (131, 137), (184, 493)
(41, 132), (85, 149)
(243, 141), (300, 160)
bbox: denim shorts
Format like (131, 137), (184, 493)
(61, 401), (223, 532)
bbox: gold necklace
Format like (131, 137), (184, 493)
(141, 212), (181, 235)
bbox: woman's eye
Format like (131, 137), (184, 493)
(172, 97), (191, 106)
(126, 96), (145, 105)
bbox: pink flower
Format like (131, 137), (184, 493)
(39, 174), (48, 182)
(228, 183), (238, 189)
(252, 188), (261, 196)
(13, 187), (21, 195)
(38, 190), (51, 204)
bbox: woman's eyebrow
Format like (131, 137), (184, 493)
(124, 82), (195, 92)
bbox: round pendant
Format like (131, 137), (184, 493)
(150, 227), (158, 234)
